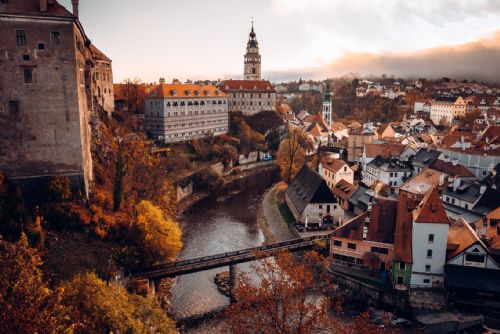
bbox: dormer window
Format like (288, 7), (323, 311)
(170, 89), (177, 96)
(185, 90), (191, 96)
(253, 86), (257, 90)
(195, 90), (200, 96)
(239, 85), (243, 90)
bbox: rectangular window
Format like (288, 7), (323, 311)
(22, 54), (30, 61)
(333, 240), (342, 247)
(16, 29), (27, 46)
(423, 279), (430, 284)
(50, 31), (61, 45)
(347, 242), (356, 250)
(8, 100), (20, 114)
(465, 253), (485, 263)
(319, 205), (322, 209)
(428, 234), (434, 243)
(399, 262), (406, 270)
(37, 43), (45, 50)
(425, 265), (431, 272)
(427, 249), (433, 258)
(23, 69), (33, 83)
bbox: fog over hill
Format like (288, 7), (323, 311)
(268, 30), (500, 84)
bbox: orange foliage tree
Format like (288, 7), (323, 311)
(0, 234), (69, 333)
(277, 128), (310, 183)
(224, 250), (400, 334)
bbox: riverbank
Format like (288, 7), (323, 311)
(175, 162), (278, 218)
(259, 182), (296, 244)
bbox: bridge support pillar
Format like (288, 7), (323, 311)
(148, 279), (156, 297)
(229, 265), (237, 303)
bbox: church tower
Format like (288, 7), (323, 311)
(244, 22), (261, 80)
(322, 83), (333, 127)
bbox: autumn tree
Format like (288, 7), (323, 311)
(224, 250), (331, 334)
(225, 250), (399, 334)
(0, 234), (69, 333)
(128, 200), (182, 266)
(122, 77), (142, 112)
(61, 273), (178, 334)
(277, 128), (310, 183)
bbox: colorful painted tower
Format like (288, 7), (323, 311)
(244, 22), (261, 80)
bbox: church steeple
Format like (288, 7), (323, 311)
(244, 21), (261, 80)
(322, 83), (333, 127)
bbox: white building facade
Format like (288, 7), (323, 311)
(144, 84), (229, 143)
(430, 97), (467, 125)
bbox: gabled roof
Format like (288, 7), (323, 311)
(364, 142), (406, 159)
(393, 193), (419, 263)
(332, 197), (397, 244)
(331, 122), (347, 133)
(447, 219), (484, 259)
(285, 165), (336, 214)
(220, 80), (276, 93)
(413, 148), (441, 168)
(322, 158), (348, 173)
(399, 168), (446, 196)
(412, 187), (451, 225)
(331, 179), (358, 200)
(332, 212), (368, 240)
(473, 207), (500, 251)
(348, 185), (370, 211)
(1, 0), (74, 18)
(147, 84), (226, 99)
(430, 160), (475, 178)
(367, 197), (398, 243)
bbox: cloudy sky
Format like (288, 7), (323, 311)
(60, 0), (500, 83)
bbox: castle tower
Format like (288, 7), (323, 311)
(323, 83), (333, 127)
(244, 22), (261, 80)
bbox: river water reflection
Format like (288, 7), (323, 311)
(170, 168), (279, 318)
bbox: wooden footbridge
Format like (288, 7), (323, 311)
(130, 235), (330, 280)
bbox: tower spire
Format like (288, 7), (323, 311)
(244, 20), (261, 80)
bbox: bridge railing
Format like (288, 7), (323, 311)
(130, 235), (329, 276)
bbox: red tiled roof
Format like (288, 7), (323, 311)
(322, 158), (348, 173)
(90, 44), (111, 62)
(147, 84), (226, 99)
(331, 179), (357, 200)
(2, 0), (74, 18)
(430, 160), (475, 178)
(412, 187), (450, 225)
(332, 197), (397, 244)
(364, 142), (406, 159)
(367, 197), (398, 244)
(473, 206), (500, 250)
(393, 193), (420, 263)
(332, 212), (368, 240)
(220, 80), (276, 93)
(447, 219), (481, 259)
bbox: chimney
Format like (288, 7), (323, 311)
(481, 216), (488, 239)
(40, 0), (47, 12)
(71, 0), (79, 18)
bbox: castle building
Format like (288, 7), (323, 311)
(244, 22), (261, 80)
(144, 83), (229, 143)
(0, 0), (112, 195)
(219, 23), (276, 115)
(90, 44), (114, 113)
(322, 83), (333, 127)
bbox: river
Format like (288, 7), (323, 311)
(170, 167), (280, 320)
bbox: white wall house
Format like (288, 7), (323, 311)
(410, 188), (451, 288)
(430, 97), (466, 125)
(144, 84), (229, 143)
(320, 158), (354, 189)
(362, 158), (411, 188)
